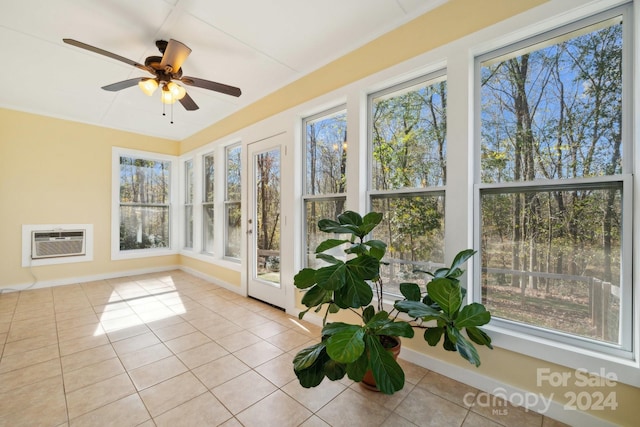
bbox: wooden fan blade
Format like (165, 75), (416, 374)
(180, 76), (241, 97)
(102, 78), (141, 92)
(160, 39), (191, 73)
(63, 39), (151, 74)
(179, 92), (199, 111)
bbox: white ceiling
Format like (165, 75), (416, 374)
(0, 0), (445, 140)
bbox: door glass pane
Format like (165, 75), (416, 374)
(255, 148), (280, 285)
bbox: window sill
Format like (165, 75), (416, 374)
(111, 248), (177, 261)
(179, 249), (242, 271)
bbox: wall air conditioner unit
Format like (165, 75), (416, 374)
(31, 229), (86, 260)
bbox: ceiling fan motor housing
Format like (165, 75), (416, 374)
(144, 55), (183, 79)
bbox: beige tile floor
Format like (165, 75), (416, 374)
(0, 270), (569, 427)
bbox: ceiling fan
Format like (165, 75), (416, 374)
(63, 38), (241, 111)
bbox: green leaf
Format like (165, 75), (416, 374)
(339, 211), (363, 227)
(365, 310), (391, 327)
(456, 303), (491, 328)
(399, 282), (421, 301)
(323, 359), (347, 380)
(449, 249), (476, 273)
(292, 342), (326, 371)
(314, 263), (346, 290)
(362, 305), (375, 323)
(365, 334), (404, 394)
(449, 328), (481, 367)
(293, 344), (329, 388)
(334, 269), (373, 308)
(431, 267), (451, 278)
(346, 255), (379, 280)
(364, 239), (386, 260)
(466, 326), (493, 349)
(326, 328), (366, 363)
(315, 239), (349, 254)
(443, 331), (457, 351)
(297, 307), (310, 319)
(376, 321), (414, 339)
(424, 327), (444, 346)
(322, 322), (360, 337)
(315, 253), (342, 265)
(362, 212), (382, 229)
(345, 349), (369, 382)
(318, 219), (358, 235)
(300, 285), (331, 308)
(293, 268), (317, 289)
(394, 300), (443, 320)
(427, 278), (462, 315)
(345, 243), (367, 256)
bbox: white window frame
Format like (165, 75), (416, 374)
(367, 71), (448, 297)
(302, 105), (348, 268)
(224, 143), (242, 261)
(183, 158), (194, 250)
(472, 3), (636, 375)
(111, 147), (178, 260)
(201, 151), (216, 255)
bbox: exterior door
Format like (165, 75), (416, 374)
(247, 134), (285, 308)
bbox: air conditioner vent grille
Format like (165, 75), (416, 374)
(31, 230), (86, 259)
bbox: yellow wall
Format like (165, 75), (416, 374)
(179, 255), (241, 288)
(0, 108), (179, 288)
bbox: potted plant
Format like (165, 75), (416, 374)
(292, 210), (492, 395)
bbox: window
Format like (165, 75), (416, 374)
(117, 152), (172, 252)
(368, 73), (447, 297)
(302, 106), (347, 268)
(202, 153), (215, 254)
(477, 9), (631, 355)
(225, 144), (242, 259)
(184, 159), (194, 249)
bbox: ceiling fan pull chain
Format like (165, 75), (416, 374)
(171, 102), (174, 124)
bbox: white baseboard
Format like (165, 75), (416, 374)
(0, 265), (181, 294)
(400, 347), (617, 427)
(178, 265), (244, 296)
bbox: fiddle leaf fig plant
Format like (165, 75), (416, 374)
(394, 249), (493, 367)
(292, 211), (492, 395)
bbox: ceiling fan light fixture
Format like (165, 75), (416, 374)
(161, 84), (177, 104)
(138, 78), (158, 96)
(167, 81), (187, 100)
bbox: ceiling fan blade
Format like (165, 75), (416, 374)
(102, 78), (142, 92)
(63, 39), (152, 74)
(160, 39), (191, 73)
(180, 76), (241, 97)
(179, 92), (199, 111)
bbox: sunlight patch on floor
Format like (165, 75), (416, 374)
(93, 278), (186, 336)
